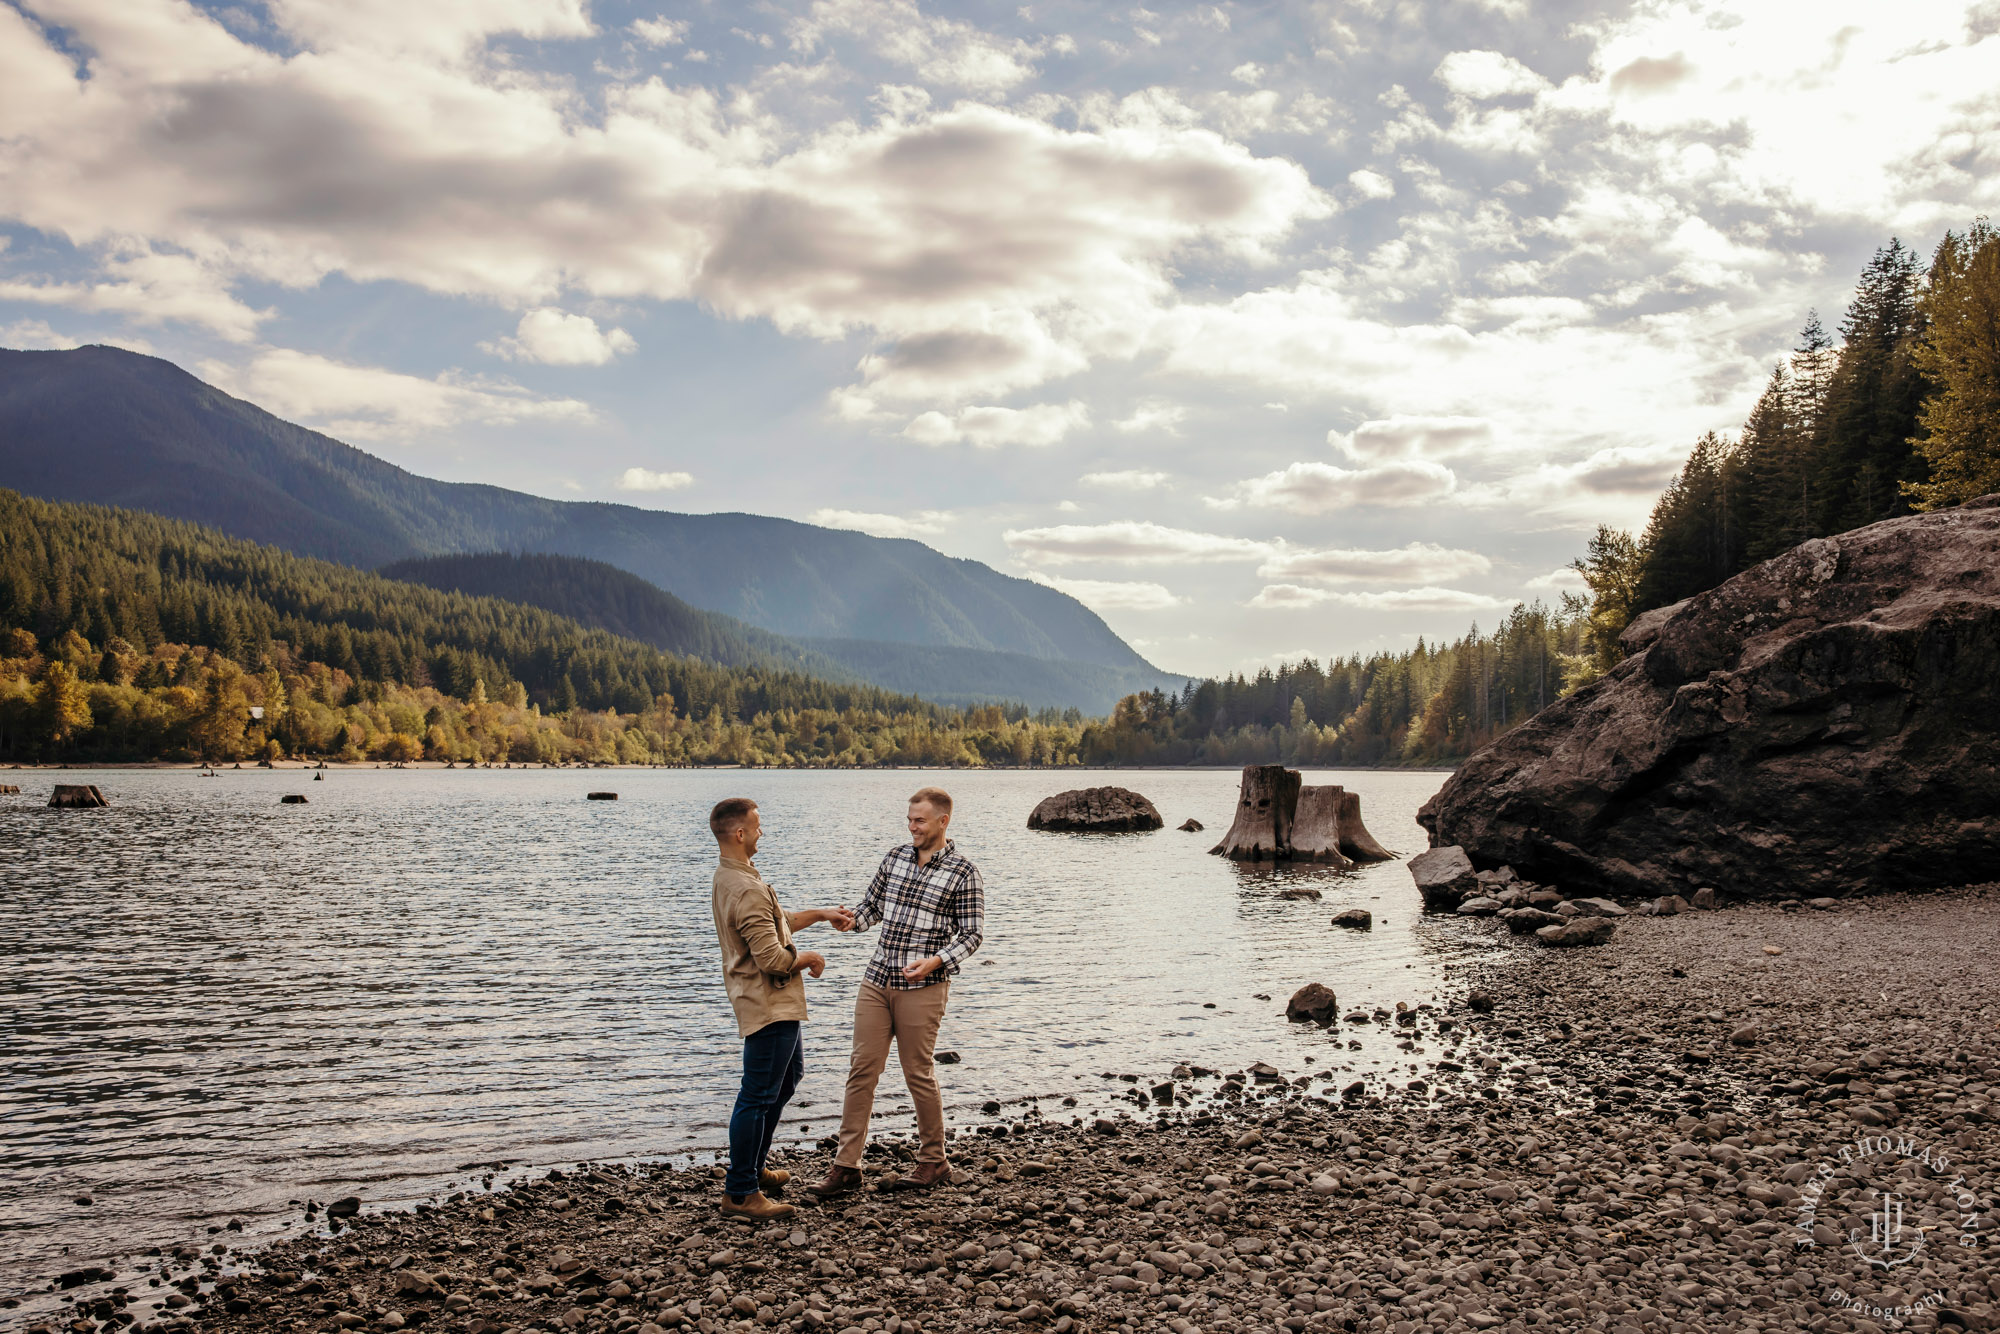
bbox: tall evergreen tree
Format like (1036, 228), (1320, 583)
(1905, 220), (2000, 510)
(1816, 240), (1928, 529)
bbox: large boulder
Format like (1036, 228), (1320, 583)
(1419, 498), (2000, 900)
(1409, 845), (1479, 909)
(1285, 983), (1339, 1025)
(1027, 786), (1163, 832)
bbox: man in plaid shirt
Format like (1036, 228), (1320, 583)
(810, 785), (984, 1196)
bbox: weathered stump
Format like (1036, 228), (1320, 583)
(280, 794), (308, 805)
(1288, 786), (1358, 867)
(0, 783), (20, 794)
(49, 784), (107, 808)
(1209, 765), (1301, 859)
(1334, 789), (1396, 861)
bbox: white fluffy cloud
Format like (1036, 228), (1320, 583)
(1004, 521), (1269, 566)
(1249, 585), (1516, 612)
(1027, 573), (1183, 611)
(1211, 459), (1458, 512)
(1330, 415), (1493, 463)
(1257, 542), (1492, 585)
(615, 467), (693, 492)
(486, 309), (636, 366)
(200, 349), (594, 441)
(903, 401), (1089, 448)
(1080, 469), (1169, 490)
(809, 508), (954, 539)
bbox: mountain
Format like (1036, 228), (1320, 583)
(0, 345), (1184, 711)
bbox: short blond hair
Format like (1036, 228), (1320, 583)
(908, 786), (953, 815)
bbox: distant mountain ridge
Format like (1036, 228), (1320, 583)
(0, 345), (1185, 711)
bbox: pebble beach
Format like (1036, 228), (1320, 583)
(19, 886), (1999, 1334)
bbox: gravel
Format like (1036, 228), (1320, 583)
(17, 887), (2000, 1334)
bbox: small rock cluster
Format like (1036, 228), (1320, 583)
(1411, 848), (1649, 948)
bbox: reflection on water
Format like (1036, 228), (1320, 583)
(0, 766), (1497, 1289)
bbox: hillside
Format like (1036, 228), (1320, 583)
(0, 346), (1180, 713)
(0, 489), (1094, 766)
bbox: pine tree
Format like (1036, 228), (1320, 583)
(1905, 220), (2000, 510)
(1817, 240), (1928, 529)
(1734, 364), (1799, 563)
(1636, 432), (1741, 611)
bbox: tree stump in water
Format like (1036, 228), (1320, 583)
(1288, 786), (1356, 867)
(1335, 788), (1396, 862)
(1209, 765), (1301, 859)
(49, 784), (107, 808)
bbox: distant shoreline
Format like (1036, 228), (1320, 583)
(1, 761), (1462, 774)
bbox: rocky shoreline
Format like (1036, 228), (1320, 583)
(18, 888), (1999, 1334)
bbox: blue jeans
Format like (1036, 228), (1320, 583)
(727, 1020), (803, 1197)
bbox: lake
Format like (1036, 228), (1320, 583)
(0, 765), (1497, 1294)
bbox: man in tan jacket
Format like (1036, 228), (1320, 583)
(710, 797), (851, 1221)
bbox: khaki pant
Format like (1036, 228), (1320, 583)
(835, 980), (951, 1167)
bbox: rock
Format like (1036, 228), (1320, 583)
(1566, 897), (1628, 918)
(1807, 896), (1838, 910)
(1729, 1025), (1761, 1046)
(935, 1050), (960, 1064)
(1285, 983), (1339, 1025)
(587, 792), (618, 800)
(1092, 1118), (1119, 1136)
(1409, 845), (1479, 909)
(1027, 786), (1164, 833)
(1329, 908), (1372, 929)
(1691, 887), (1719, 909)
(1419, 503), (2000, 899)
(1455, 896), (1501, 916)
(1535, 918), (1616, 947)
(1500, 907), (1563, 934)
(1652, 894), (1688, 915)
(280, 794), (308, 804)
(326, 1196), (361, 1218)
(1177, 818), (1203, 832)
(1467, 989), (1496, 1012)
(1277, 885), (1321, 900)
(48, 783), (107, 808)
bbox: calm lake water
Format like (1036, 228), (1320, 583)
(0, 766), (1497, 1293)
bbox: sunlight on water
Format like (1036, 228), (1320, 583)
(0, 766), (1504, 1288)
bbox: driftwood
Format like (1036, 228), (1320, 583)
(1209, 767), (1397, 863)
(49, 784), (107, 808)
(1288, 786), (1357, 867)
(1209, 765), (1300, 859)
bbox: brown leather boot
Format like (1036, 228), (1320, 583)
(891, 1160), (950, 1191)
(760, 1168), (791, 1193)
(718, 1190), (796, 1221)
(807, 1164), (864, 1199)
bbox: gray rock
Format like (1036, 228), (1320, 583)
(1807, 897), (1839, 910)
(1028, 787), (1164, 832)
(1409, 845), (1479, 909)
(1177, 818), (1203, 832)
(1329, 908), (1372, 930)
(1455, 896), (1502, 916)
(1691, 887), (1719, 909)
(1652, 894), (1689, 915)
(1418, 500), (2000, 899)
(1535, 918), (1616, 947)
(1500, 907), (1563, 934)
(1277, 886), (1322, 900)
(1285, 983), (1339, 1025)
(1566, 897), (1628, 918)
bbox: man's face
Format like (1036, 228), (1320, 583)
(907, 801), (948, 848)
(736, 807), (762, 858)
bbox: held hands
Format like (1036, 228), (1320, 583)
(795, 950), (827, 979)
(901, 954), (943, 984)
(826, 905), (856, 932)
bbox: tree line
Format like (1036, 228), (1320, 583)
(0, 491), (1088, 766)
(1573, 220), (2000, 656)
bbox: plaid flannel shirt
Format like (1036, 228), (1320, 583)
(851, 839), (985, 989)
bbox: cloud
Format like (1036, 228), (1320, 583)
(1112, 401), (1187, 434)
(1525, 566), (1588, 592)
(1608, 52), (1690, 99)
(630, 17), (688, 47)
(485, 309), (636, 366)
(1079, 469), (1169, 490)
(1330, 415), (1493, 463)
(200, 349), (595, 441)
(809, 507), (953, 539)
(1249, 585), (1516, 612)
(1027, 573), (1183, 611)
(1346, 168), (1395, 200)
(1435, 50), (1549, 101)
(1004, 521), (1269, 566)
(615, 466), (693, 492)
(789, 0), (1042, 92)
(902, 400), (1088, 448)
(1211, 459), (1457, 512)
(1257, 542), (1492, 585)
(0, 245), (267, 342)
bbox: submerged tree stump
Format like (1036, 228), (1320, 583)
(1335, 788), (1396, 862)
(1209, 765), (1301, 859)
(1288, 786), (1357, 867)
(49, 784), (107, 808)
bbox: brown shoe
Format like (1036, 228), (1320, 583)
(890, 1160), (950, 1191)
(807, 1164), (864, 1200)
(718, 1190), (796, 1221)
(760, 1168), (791, 1193)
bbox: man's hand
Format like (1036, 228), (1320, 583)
(825, 905), (855, 932)
(901, 954), (943, 983)
(796, 950), (827, 979)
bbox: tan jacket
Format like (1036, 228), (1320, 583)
(712, 856), (807, 1038)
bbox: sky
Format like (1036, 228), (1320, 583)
(2, 1), (1997, 678)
